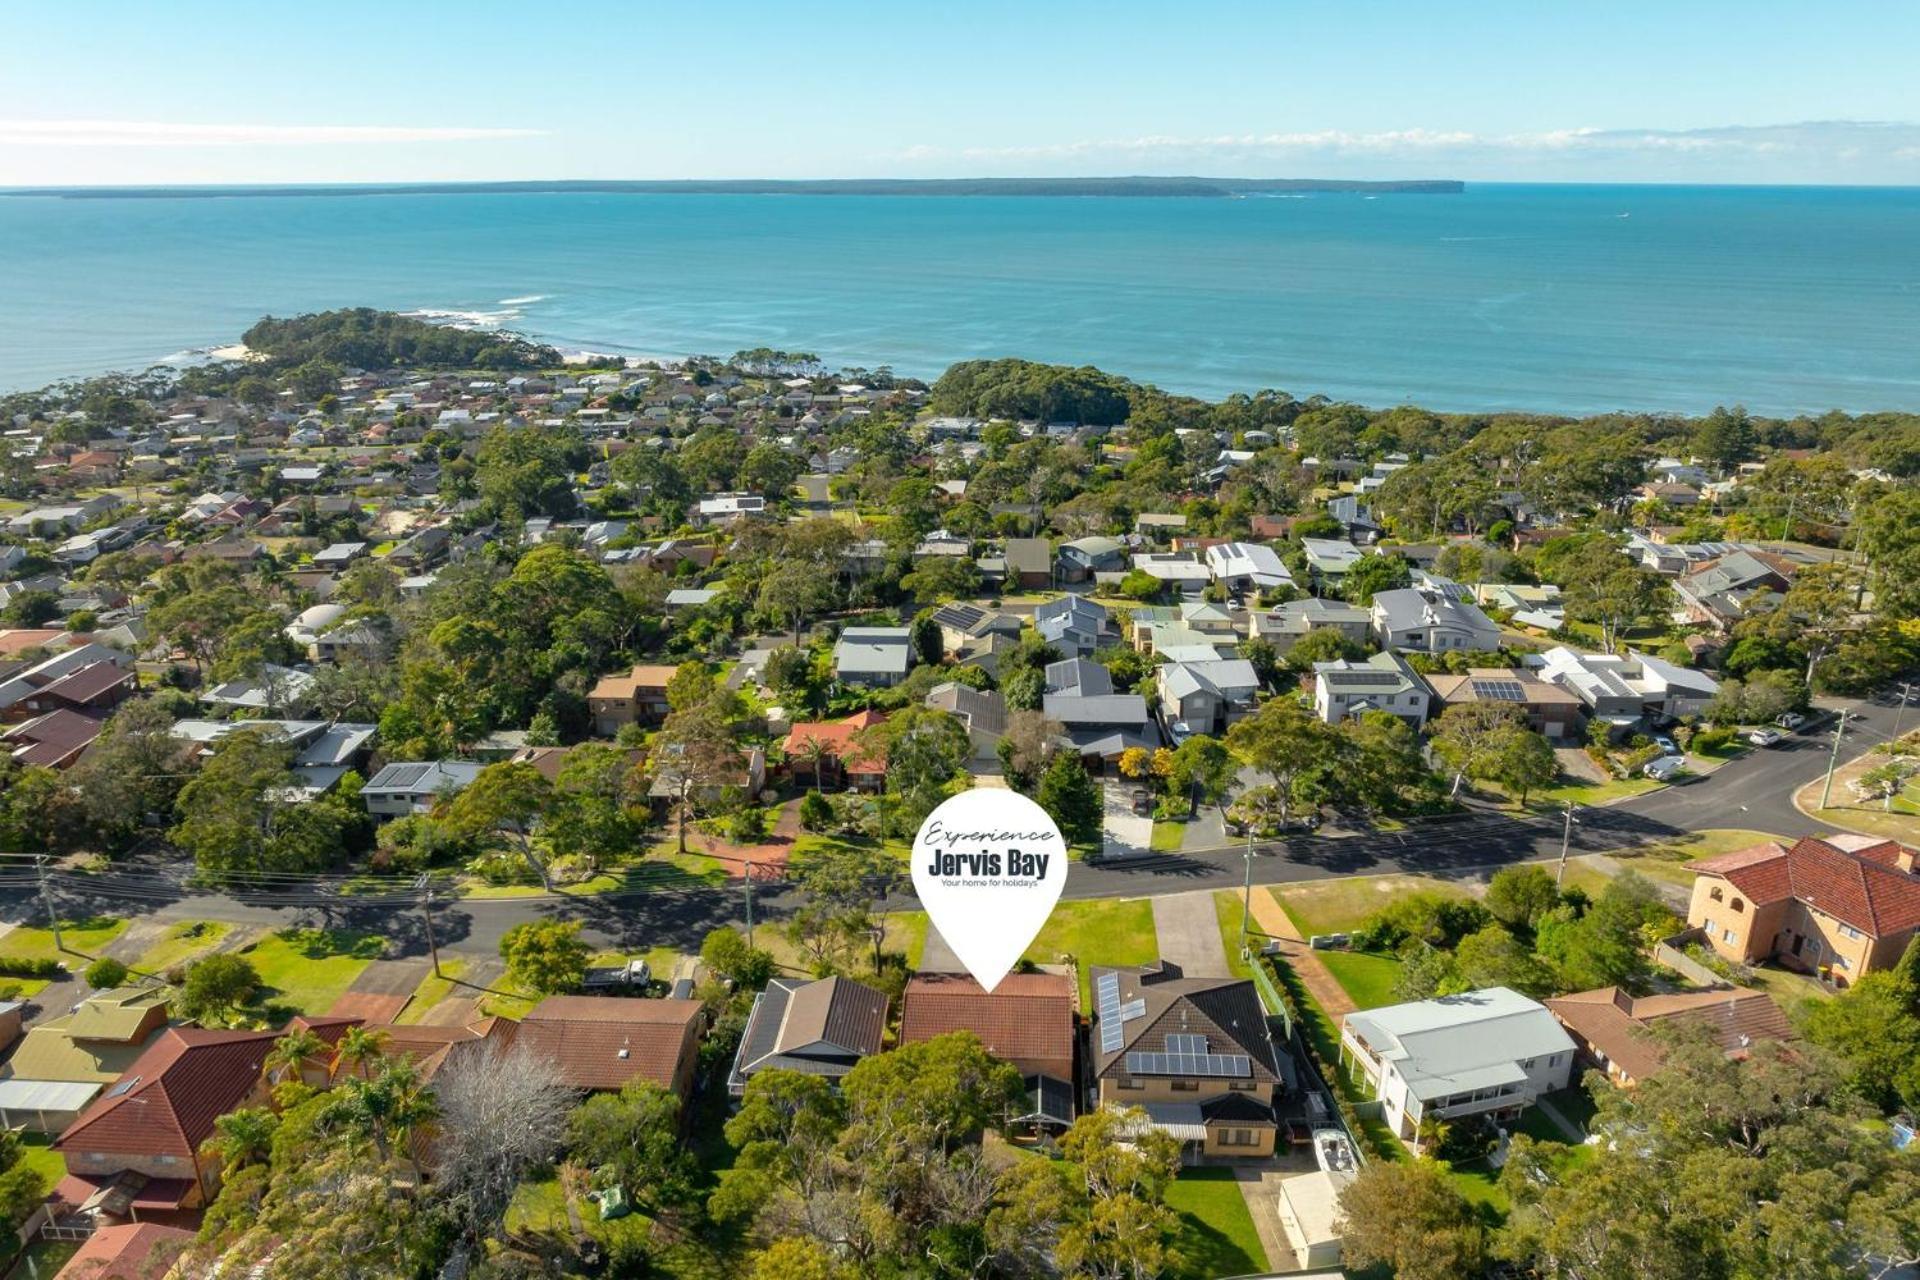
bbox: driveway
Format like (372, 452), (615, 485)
(1151, 890), (1231, 978)
(1102, 783), (1153, 860)
(919, 923), (962, 973)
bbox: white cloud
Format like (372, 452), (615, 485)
(0, 120), (546, 147)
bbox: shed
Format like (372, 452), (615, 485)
(1277, 1169), (1351, 1270)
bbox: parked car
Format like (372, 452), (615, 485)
(1748, 727), (1785, 747)
(1643, 754), (1689, 780)
(1130, 788), (1153, 816)
(1777, 712), (1807, 731)
(1652, 734), (1679, 755)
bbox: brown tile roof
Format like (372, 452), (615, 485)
(899, 973), (1075, 1079)
(516, 996), (702, 1093)
(780, 976), (888, 1057)
(35, 661), (136, 707)
(1089, 965), (1281, 1082)
(55, 1027), (280, 1160)
(783, 710), (888, 770)
(1546, 985), (1794, 1082)
(1695, 836), (1920, 937)
(53, 1222), (192, 1280)
(3, 708), (106, 768)
(588, 664), (681, 700)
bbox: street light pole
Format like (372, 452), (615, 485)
(1555, 804), (1580, 888)
(1821, 709), (1852, 810)
(1894, 682), (1915, 743)
(744, 863), (756, 950)
(1240, 824), (1255, 960)
(414, 874), (441, 979)
(34, 855), (62, 954)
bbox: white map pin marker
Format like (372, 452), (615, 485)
(911, 787), (1068, 993)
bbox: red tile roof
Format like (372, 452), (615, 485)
(783, 710), (888, 770)
(54, 1222), (192, 1280)
(515, 996), (703, 1094)
(1695, 836), (1920, 937)
(899, 972), (1076, 1080)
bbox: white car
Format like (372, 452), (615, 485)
(1643, 754), (1688, 780)
(1748, 728), (1784, 747)
(1776, 712), (1807, 731)
(1651, 734), (1679, 755)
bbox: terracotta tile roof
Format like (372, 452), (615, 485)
(54, 1222), (192, 1280)
(1695, 836), (1920, 937)
(516, 996), (702, 1093)
(783, 710), (889, 770)
(55, 1027), (280, 1160)
(1546, 985), (1794, 1082)
(899, 973), (1076, 1079)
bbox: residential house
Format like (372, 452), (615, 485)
(1299, 538), (1364, 589)
(1003, 538), (1054, 590)
(1473, 582), (1566, 632)
(929, 603), (1023, 657)
(360, 760), (485, 818)
(1672, 549), (1795, 632)
(1088, 965), (1286, 1160)
(1312, 652), (1432, 728)
(3, 708), (107, 768)
(1326, 494), (1382, 543)
(1129, 552), (1211, 596)
(588, 664), (678, 735)
(310, 541), (368, 572)
(694, 493), (768, 525)
(48, 1223), (193, 1280)
(729, 975), (889, 1095)
(387, 525), (451, 570)
(1424, 668), (1585, 740)
(0, 988), (172, 1133)
(1203, 541), (1294, 594)
(1130, 602), (1237, 656)
(1686, 835), (1920, 986)
(1043, 685), (1156, 765)
(1536, 646), (1720, 727)
(1056, 536), (1128, 583)
(515, 996), (705, 1102)
(1247, 598), (1374, 654)
(1034, 595), (1110, 658)
(1370, 586), (1503, 654)
(1544, 986), (1794, 1088)
(199, 664), (316, 714)
(833, 627), (914, 688)
(924, 683), (1008, 764)
(1339, 987), (1576, 1147)
(0, 647), (137, 722)
(1134, 513), (1188, 540)
(1158, 659), (1261, 737)
(899, 972), (1078, 1131)
(784, 710), (889, 791)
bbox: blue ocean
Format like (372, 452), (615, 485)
(2, 183), (1918, 415)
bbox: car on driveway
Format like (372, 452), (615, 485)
(1776, 712), (1807, 731)
(1643, 754), (1689, 780)
(1651, 734), (1679, 755)
(1748, 727), (1785, 747)
(1130, 788), (1154, 816)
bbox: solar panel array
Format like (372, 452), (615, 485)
(1470, 679), (1527, 702)
(1119, 999), (1146, 1021)
(1167, 1033), (1209, 1055)
(1096, 973), (1125, 1051)
(1125, 1050), (1253, 1078)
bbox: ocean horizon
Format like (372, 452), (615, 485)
(5, 181), (1919, 416)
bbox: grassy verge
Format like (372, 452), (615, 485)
(1028, 899), (1158, 1009)
(396, 956), (469, 1024)
(239, 927), (384, 1018)
(1212, 891), (1255, 980)
(1271, 875), (1474, 938)
(1166, 1167), (1268, 1279)
(1151, 820), (1187, 853)
(133, 920), (235, 975)
(0, 915), (127, 964)
(1601, 827), (1784, 890)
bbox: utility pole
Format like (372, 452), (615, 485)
(744, 862), (756, 950)
(34, 855), (62, 954)
(1555, 804), (1580, 888)
(1240, 824), (1255, 960)
(1821, 709), (1852, 809)
(1894, 682), (1915, 743)
(414, 873), (441, 978)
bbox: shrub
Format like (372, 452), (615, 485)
(0, 957), (61, 980)
(84, 957), (129, 989)
(798, 789), (834, 832)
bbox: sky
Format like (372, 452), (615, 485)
(3, 1), (1919, 187)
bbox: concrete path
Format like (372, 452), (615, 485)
(1234, 1165), (1312, 1274)
(1101, 783), (1153, 860)
(417, 958), (505, 1026)
(919, 923), (962, 973)
(1150, 890), (1231, 978)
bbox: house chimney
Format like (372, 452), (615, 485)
(1901, 848), (1918, 875)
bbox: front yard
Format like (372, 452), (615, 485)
(1026, 898), (1159, 1009)
(1165, 1167), (1269, 1278)
(238, 927), (384, 1017)
(1270, 875), (1475, 938)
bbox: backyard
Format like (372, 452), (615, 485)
(1165, 1167), (1269, 1278)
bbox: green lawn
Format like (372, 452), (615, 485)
(1271, 876), (1473, 938)
(1526, 775), (1662, 808)
(396, 956), (469, 1024)
(1, 1238), (78, 1274)
(1213, 891), (1256, 980)
(239, 927), (385, 1017)
(1442, 1159), (1509, 1216)
(1264, 953), (1405, 1163)
(1151, 820), (1188, 853)
(1027, 899), (1159, 1009)
(133, 920), (236, 975)
(1318, 950), (1405, 1010)
(1602, 828), (1785, 890)
(1166, 1167), (1268, 1279)
(17, 1131), (64, 1189)
(0, 915), (127, 964)
(885, 911), (930, 970)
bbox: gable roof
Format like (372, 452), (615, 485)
(1341, 987), (1576, 1103)
(66, 988), (170, 1043)
(899, 973), (1075, 1073)
(1693, 835), (1920, 937)
(516, 996), (702, 1092)
(53, 1222), (192, 1280)
(731, 976), (888, 1085)
(784, 710), (888, 769)
(1089, 965), (1281, 1082)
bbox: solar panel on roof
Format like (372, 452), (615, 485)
(1469, 679), (1526, 702)
(1124, 1051), (1254, 1078)
(1167, 1033), (1208, 1054)
(1095, 973), (1126, 1052)
(1118, 998), (1147, 1022)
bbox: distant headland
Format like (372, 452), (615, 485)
(1, 176), (1465, 200)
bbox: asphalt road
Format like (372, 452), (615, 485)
(11, 689), (1912, 967)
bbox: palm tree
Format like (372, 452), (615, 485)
(264, 1026), (328, 1087)
(201, 1106), (279, 1175)
(333, 1026), (391, 1081)
(322, 1059), (439, 1186)
(793, 733), (832, 792)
